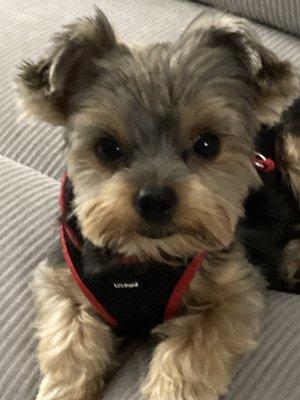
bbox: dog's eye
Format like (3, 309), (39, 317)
(193, 133), (220, 159)
(95, 137), (123, 162)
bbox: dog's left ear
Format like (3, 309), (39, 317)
(16, 8), (116, 126)
(180, 12), (299, 125)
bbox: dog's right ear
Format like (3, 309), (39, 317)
(16, 8), (116, 126)
(179, 12), (299, 125)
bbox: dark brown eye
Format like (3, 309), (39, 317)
(95, 137), (123, 162)
(193, 133), (220, 159)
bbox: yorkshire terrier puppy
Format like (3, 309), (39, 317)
(17, 9), (300, 400)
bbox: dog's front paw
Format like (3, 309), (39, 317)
(142, 374), (218, 400)
(141, 341), (220, 400)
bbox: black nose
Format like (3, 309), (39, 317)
(137, 186), (177, 222)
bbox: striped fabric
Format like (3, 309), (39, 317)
(0, 156), (59, 400)
(1, 1), (300, 400)
(199, 0), (300, 37)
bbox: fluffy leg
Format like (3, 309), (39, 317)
(281, 239), (300, 292)
(280, 131), (300, 203)
(142, 248), (265, 400)
(33, 262), (117, 400)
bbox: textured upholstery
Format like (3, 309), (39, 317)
(199, 0), (300, 37)
(0, 1), (300, 400)
(0, 156), (59, 400)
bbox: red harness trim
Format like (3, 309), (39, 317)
(59, 174), (82, 250)
(60, 224), (118, 327)
(164, 252), (205, 321)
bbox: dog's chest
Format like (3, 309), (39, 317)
(62, 228), (202, 335)
(71, 243), (187, 334)
(59, 176), (203, 335)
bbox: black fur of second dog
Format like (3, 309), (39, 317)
(240, 98), (300, 293)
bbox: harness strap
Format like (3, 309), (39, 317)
(164, 252), (204, 320)
(60, 224), (118, 327)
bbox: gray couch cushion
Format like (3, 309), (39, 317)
(199, 0), (300, 37)
(0, 156), (59, 400)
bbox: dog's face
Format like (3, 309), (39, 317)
(17, 10), (295, 261)
(67, 40), (260, 261)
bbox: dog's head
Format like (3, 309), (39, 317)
(16, 9), (297, 261)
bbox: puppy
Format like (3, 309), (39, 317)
(16, 9), (300, 400)
(240, 101), (300, 294)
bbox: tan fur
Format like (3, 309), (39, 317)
(180, 11), (300, 126)
(281, 239), (300, 288)
(256, 71), (300, 125)
(74, 170), (256, 261)
(282, 132), (300, 202)
(142, 247), (265, 400)
(16, 84), (67, 126)
(74, 173), (138, 248)
(33, 262), (118, 400)
(179, 12), (262, 76)
(71, 110), (132, 147)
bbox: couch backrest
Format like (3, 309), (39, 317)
(199, 0), (300, 37)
